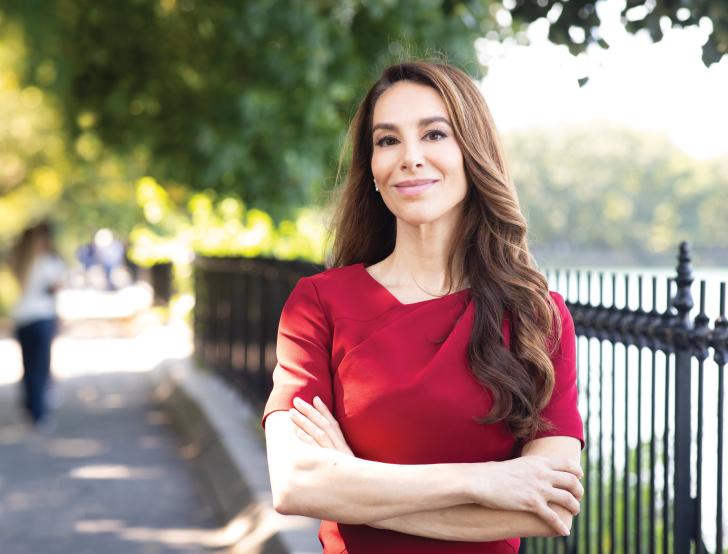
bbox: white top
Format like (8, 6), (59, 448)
(11, 253), (67, 326)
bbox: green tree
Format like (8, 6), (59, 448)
(0, 20), (67, 251)
(3, 0), (726, 217)
(1, 1), (489, 218)
(506, 0), (727, 66)
(503, 125), (728, 265)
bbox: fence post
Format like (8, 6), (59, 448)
(672, 241), (695, 554)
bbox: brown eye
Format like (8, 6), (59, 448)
(375, 136), (398, 147)
(425, 130), (447, 141)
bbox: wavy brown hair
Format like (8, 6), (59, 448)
(326, 60), (563, 441)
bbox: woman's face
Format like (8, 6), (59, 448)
(370, 81), (468, 225)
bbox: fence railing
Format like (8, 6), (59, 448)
(193, 243), (728, 553)
(193, 255), (323, 405)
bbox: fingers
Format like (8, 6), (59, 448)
(294, 397), (332, 430)
(289, 408), (334, 449)
(291, 396), (354, 455)
(552, 471), (584, 501)
(312, 396), (334, 418)
(312, 397), (354, 455)
(546, 487), (580, 516)
(534, 502), (570, 537)
(294, 427), (316, 444)
(547, 456), (583, 479)
(312, 396), (343, 433)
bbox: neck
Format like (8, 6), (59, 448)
(384, 213), (468, 293)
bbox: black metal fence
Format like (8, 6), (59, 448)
(193, 243), (728, 553)
(193, 255), (323, 405)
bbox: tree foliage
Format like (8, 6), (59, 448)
(1, 0), (489, 217)
(507, 0), (727, 66)
(0, 21), (67, 249)
(3, 0), (726, 217)
(504, 124), (728, 265)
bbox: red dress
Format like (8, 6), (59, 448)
(261, 262), (584, 554)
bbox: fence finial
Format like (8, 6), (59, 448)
(673, 240), (694, 334)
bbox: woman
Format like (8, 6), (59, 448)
(8, 221), (66, 430)
(262, 60), (584, 553)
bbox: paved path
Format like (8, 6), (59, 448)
(0, 296), (232, 554)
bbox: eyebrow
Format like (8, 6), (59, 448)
(372, 116), (452, 133)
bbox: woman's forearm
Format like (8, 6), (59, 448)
(280, 445), (475, 524)
(368, 502), (572, 541)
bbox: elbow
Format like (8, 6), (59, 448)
(270, 464), (303, 515)
(272, 484), (296, 515)
(270, 453), (319, 516)
(271, 451), (360, 522)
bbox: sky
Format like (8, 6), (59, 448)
(477, 0), (728, 160)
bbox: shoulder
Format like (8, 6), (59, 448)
(548, 289), (566, 309)
(547, 290), (573, 324)
(546, 289), (576, 358)
(288, 263), (363, 312)
(295, 262), (397, 322)
(298, 263), (362, 297)
(304, 263), (361, 283)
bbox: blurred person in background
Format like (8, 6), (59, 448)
(7, 221), (67, 431)
(94, 228), (125, 291)
(75, 240), (96, 287)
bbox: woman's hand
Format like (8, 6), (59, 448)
(468, 455), (583, 536)
(289, 396), (354, 456)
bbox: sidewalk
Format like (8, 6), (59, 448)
(0, 288), (231, 553)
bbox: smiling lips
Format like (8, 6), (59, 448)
(392, 179), (439, 196)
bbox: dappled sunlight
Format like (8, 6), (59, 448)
(0, 315), (192, 386)
(75, 519), (125, 533)
(0, 314), (223, 551)
(57, 284), (153, 321)
(0, 339), (21, 385)
(52, 321), (193, 378)
(73, 503), (314, 552)
(44, 438), (107, 458)
(69, 464), (165, 480)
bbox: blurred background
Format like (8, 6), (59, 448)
(0, 0), (726, 553)
(1, 0), (726, 314)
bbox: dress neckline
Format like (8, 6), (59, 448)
(355, 262), (470, 307)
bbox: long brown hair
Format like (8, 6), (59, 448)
(8, 221), (57, 289)
(327, 60), (563, 441)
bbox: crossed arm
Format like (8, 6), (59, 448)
(265, 396), (583, 542)
(364, 436), (582, 541)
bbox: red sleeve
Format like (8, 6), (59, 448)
(260, 276), (333, 429)
(531, 291), (585, 449)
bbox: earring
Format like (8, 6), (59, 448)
(374, 179), (379, 192)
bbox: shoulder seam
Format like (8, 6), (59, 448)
(306, 277), (334, 335)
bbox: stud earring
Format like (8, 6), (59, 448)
(374, 179), (379, 192)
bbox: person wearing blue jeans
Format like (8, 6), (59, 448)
(15, 318), (58, 423)
(8, 221), (66, 430)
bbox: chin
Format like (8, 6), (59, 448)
(396, 207), (447, 226)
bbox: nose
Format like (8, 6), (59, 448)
(401, 141), (424, 171)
